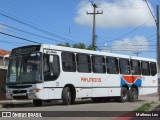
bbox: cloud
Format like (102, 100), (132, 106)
(111, 36), (149, 52)
(74, 0), (155, 29)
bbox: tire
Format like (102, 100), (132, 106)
(62, 87), (72, 105)
(128, 88), (138, 102)
(119, 87), (128, 102)
(33, 100), (42, 106)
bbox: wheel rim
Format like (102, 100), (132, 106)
(132, 90), (137, 100)
(122, 91), (127, 100)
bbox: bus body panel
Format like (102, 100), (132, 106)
(6, 44), (158, 101)
(92, 74), (121, 97)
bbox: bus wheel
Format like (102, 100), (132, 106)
(128, 88), (138, 102)
(33, 100), (42, 106)
(119, 87), (128, 102)
(62, 87), (72, 105)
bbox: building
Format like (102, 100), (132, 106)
(0, 49), (10, 69)
(0, 49), (10, 100)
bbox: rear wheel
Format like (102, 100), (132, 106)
(119, 87), (128, 102)
(33, 100), (42, 106)
(128, 88), (138, 102)
(62, 87), (72, 105)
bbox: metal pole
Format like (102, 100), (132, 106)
(92, 4), (96, 50)
(86, 3), (103, 50)
(156, 5), (160, 101)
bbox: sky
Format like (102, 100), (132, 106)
(0, 0), (159, 59)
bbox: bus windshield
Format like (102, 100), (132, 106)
(7, 52), (42, 84)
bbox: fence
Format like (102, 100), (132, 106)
(0, 69), (6, 100)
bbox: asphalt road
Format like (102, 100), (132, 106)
(0, 93), (159, 120)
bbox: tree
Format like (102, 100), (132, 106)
(73, 43), (86, 49)
(57, 42), (71, 47)
(57, 42), (96, 51)
(87, 44), (96, 51)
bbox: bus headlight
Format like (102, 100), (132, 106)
(6, 89), (11, 93)
(29, 88), (41, 93)
(6, 90), (12, 97)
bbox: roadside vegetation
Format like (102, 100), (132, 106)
(134, 103), (152, 112)
(57, 42), (96, 50)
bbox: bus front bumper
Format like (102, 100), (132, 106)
(6, 89), (38, 100)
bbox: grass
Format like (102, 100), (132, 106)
(134, 103), (152, 112)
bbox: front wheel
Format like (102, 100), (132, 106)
(118, 87), (128, 102)
(62, 87), (72, 105)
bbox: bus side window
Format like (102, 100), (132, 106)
(43, 54), (60, 81)
(150, 62), (157, 76)
(119, 59), (130, 75)
(131, 60), (141, 75)
(106, 57), (119, 74)
(77, 54), (91, 73)
(61, 52), (76, 72)
(141, 61), (150, 76)
(92, 56), (106, 73)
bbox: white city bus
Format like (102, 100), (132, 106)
(6, 44), (158, 106)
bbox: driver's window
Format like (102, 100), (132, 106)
(43, 54), (60, 81)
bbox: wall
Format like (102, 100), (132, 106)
(0, 57), (9, 69)
(0, 69), (7, 100)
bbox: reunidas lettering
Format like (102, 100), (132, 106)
(81, 77), (101, 82)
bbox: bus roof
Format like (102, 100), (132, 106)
(10, 44), (156, 62)
(40, 44), (156, 62)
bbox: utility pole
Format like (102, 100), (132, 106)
(157, 5), (160, 101)
(87, 3), (103, 50)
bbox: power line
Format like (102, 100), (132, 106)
(1, 1), (65, 32)
(97, 33), (157, 46)
(144, 0), (157, 24)
(0, 1), (82, 42)
(1, 0), (83, 40)
(97, 17), (155, 44)
(0, 31), (40, 44)
(100, 45), (156, 47)
(0, 12), (76, 44)
(146, 33), (156, 39)
(101, 49), (156, 52)
(100, 17), (119, 38)
(0, 25), (47, 43)
(0, 22), (68, 43)
(109, 18), (154, 42)
(0, 40), (27, 45)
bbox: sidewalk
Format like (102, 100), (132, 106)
(0, 100), (32, 108)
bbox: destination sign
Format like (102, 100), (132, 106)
(11, 45), (41, 55)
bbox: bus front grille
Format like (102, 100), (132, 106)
(12, 90), (27, 94)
